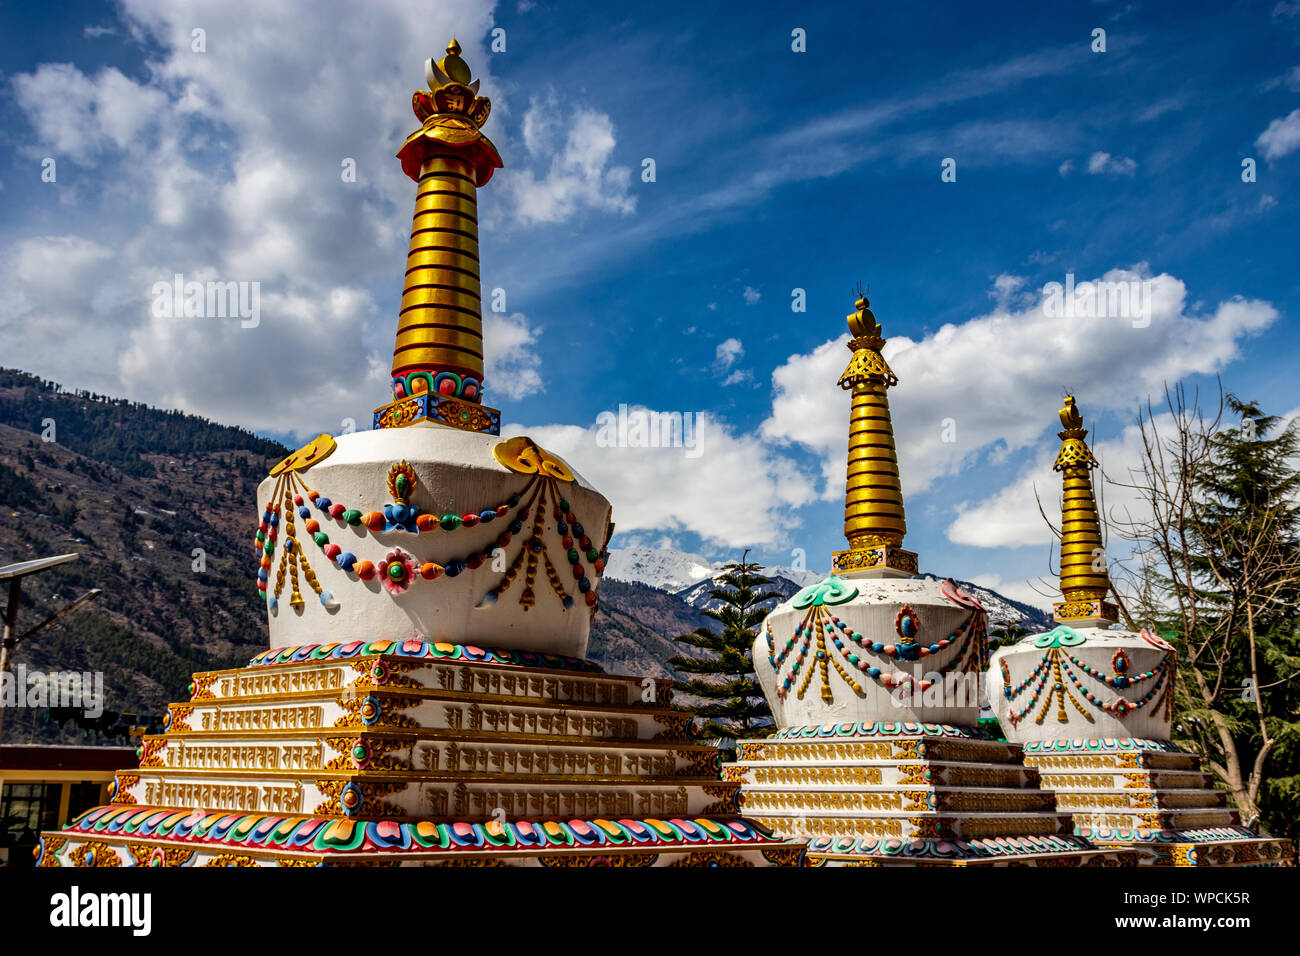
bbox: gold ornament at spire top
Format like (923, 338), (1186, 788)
(373, 42), (504, 436)
(1052, 396), (1118, 625)
(830, 293), (918, 578)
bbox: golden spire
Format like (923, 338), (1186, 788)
(373, 40), (504, 435)
(830, 292), (918, 577)
(1052, 396), (1118, 625)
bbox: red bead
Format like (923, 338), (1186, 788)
(293, 494), (304, 506)
(329, 504), (345, 518)
(562, 535), (574, 549)
(466, 553), (484, 570)
(497, 532), (511, 547)
(462, 514), (479, 528)
(323, 544), (341, 559)
(579, 536), (592, 550)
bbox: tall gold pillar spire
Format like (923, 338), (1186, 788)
(373, 40), (503, 435)
(1052, 396), (1118, 625)
(830, 293), (918, 577)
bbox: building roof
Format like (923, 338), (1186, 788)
(0, 553), (79, 581)
(0, 744), (135, 772)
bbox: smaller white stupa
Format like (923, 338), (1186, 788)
(733, 294), (1127, 866)
(987, 396), (1292, 866)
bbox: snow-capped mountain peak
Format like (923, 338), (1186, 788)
(603, 546), (721, 592)
(604, 547), (1049, 630)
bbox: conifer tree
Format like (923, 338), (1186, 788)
(1118, 388), (1300, 834)
(1181, 396), (1300, 835)
(668, 553), (782, 740)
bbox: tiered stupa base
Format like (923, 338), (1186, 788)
(38, 641), (802, 867)
(1022, 738), (1293, 867)
(728, 722), (1133, 867)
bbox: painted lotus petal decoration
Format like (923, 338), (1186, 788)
(941, 578), (984, 611)
(792, 576), (859, 609)
(1139, 627), (1175, 652)
(1033, 625), (1087, 648)
(380, 549), (418, 595)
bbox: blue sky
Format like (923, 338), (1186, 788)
(2, 0), (1299, 608)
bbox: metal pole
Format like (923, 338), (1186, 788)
(0, 577), (22, 742)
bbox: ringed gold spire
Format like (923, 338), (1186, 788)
(373, 39), (503, 435)
(1052, 396), (1118, 625)
(830, 293), (918, 577)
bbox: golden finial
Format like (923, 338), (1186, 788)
(1052, 396), (1117, 625)
(830, 289), (917, 578)
(374, 46), (504, 437)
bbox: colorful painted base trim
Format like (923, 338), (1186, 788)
(1021, 737), (1184, 754)
(46, 807), (786, 861)
(1078, 824), (1265, 845)
(771, 721), (998, 741)
(1090, 837), (1292, 867)
(248, 639), (602, 673)
(807, 833), (1099, 862)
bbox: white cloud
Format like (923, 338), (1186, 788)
(949, 404), (1300, 553)
(505, 98), (636, 224)
(1087, 151), (1138, 176)
(3, 0), (497, 437)
(713, 338), (751, 386)
(713, 337), (743, 370)
(946, 419), (1149, 550)
(761, 267), (1278, 503)
(743, 286), (761, 305)
(1058, 159), (1074, 176)
(1257, 108), (1300, 160)
(966, 573), (1055, 612)
(483, 312), (544, 401)
(12, 63), (168, 161)
(506, 410), (814, 549)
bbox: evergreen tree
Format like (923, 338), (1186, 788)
(1182, 396), (1300, 835)
(668, 554), (782, 740)
(1130, 392), (1300, 833)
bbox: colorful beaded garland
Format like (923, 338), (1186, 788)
(767, 602), (986, 703)
(256, 467), (609, 615)
(1003, 643), (1173, 725)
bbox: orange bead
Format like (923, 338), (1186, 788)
(420, 562), (443, 580)
(304, 519), (320, 534)
(355, 561), (376, 580)
(363, 511), (385, 530)
(416, 514), (437, 532)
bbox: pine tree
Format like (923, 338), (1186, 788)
(1128, 391), (1300, 833)
(1184, 396), (1300, 835)
(667, 554), (782, 740)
